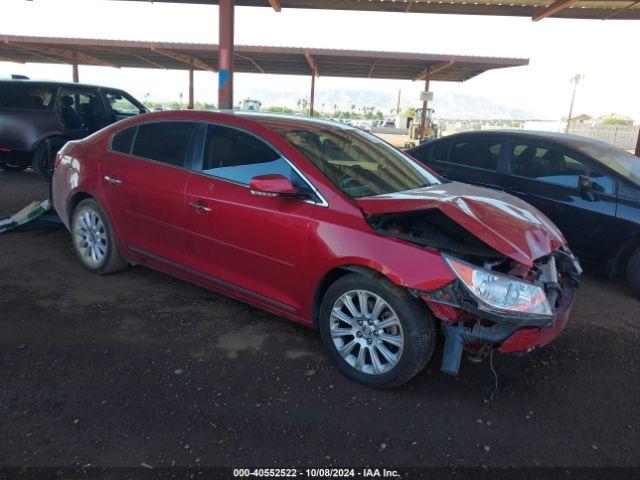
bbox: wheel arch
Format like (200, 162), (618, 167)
(611, 233), (640, 277)
(311, 264), (394, 329)
(67, 191), (95, 225)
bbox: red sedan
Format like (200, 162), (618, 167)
(52, 111), (581, 388)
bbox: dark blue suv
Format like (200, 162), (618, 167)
(407, 130), (640, 298)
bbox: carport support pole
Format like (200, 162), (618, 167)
(419, 71), (430, 140)
(309, 72), (315, 117)
(72, 50), (79, 83)
(218, 0), (234, 110)
(188, 57), (194, 110)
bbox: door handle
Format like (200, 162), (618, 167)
(104, 175), (122, 185)
(189, 202), (212, 213)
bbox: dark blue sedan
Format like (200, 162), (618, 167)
(407, 130), (640, 298)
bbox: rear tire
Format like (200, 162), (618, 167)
(31, 138), (66, 179)
(627, 247), (640, 299)
(71, 199), (128, 275)
(319, 273), (436, 389)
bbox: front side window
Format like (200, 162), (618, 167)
(201, 125), (309, 191)
(449, 140), (501, 171)
(511, 144), (614, 194)
(0, 83), (55, 109)
(261, 120), (440, 199)
(132, 121), (196, 167)
(105, 91), (143, 116)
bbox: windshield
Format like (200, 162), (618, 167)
(576, 140), (640, 187)
(263, 119), (441, 198)
(0, 83), (56, 110)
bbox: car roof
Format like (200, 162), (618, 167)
(428, 129), (617, 152)
(0, 78), (124, 91)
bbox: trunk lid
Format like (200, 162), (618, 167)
(356, 182), (565, 267)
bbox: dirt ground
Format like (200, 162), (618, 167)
(0, 170), (638, 469)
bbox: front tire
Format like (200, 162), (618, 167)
(319, 273), (436, 388)
(627, 247), (640, 299)
(0, 162), (29, 172)
(71, 199), (128, 274)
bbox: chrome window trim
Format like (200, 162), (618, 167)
(107, 119), (199, 170)
(196, 122), (329, 208)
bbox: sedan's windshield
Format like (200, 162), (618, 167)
(576, 141), (640, 187)
(263, 119), (441, 198)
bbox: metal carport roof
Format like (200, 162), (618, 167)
(0, 35), (528, 82)
(113, 0), (640, 21)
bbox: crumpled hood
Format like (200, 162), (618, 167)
(356, 182), (565, 267)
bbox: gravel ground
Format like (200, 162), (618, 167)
(0, 170), (638, 469)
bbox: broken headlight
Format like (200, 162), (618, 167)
(443, 255), (552, 318)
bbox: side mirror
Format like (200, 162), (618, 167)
(249, 174), (300, 197)
(578, 175), (595, 201)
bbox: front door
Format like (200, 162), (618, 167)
(504, 141), (618, 264)
(183, 123), (316, 313)
(103, 90), (146, 125)
(101, 121), (197, 265)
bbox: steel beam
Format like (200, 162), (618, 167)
(304, 50), (319, 76)
(267, 0), (281, 11)
(72, 50), (79, 82)
(309, 73), (315, 117)
(152, 47), (216, 72)
(9, 42), (119, 68)
(219, 0), (235, 110)
(532, 0), (579, 21)
(419, 71), (430, 140)
(188, 57), (194, 109)
(413, 60), (453, 81)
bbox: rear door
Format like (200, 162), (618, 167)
(183, 123), (317, 313)
(56, 87), (107, 137)
(504, 140), (618, 263)
(101, 120), (197, 265)
(415, 137), (506, 190)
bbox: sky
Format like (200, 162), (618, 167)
(1, 0), (639, 121)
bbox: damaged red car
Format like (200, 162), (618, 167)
(52, 111), (581, 388)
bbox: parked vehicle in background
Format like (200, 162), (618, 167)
(53, 111), (581, 388)
(407, 130), (640, 298)
(0, 79), (147, 178)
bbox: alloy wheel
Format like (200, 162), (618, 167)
(73, 208), (108, 267)
(330, 289), (404, 375)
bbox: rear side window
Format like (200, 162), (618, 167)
(132, 122), (196, 167)
(431, 142), (449, 162)
(0, 83), (56, 109)
(111, 127), (136, 154)
(449, 140), (501, 171)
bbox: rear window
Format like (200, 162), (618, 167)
(131, 121), (196, 167)
(0, 83), (56, 109)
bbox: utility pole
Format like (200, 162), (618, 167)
(565, 74), (584, 133)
